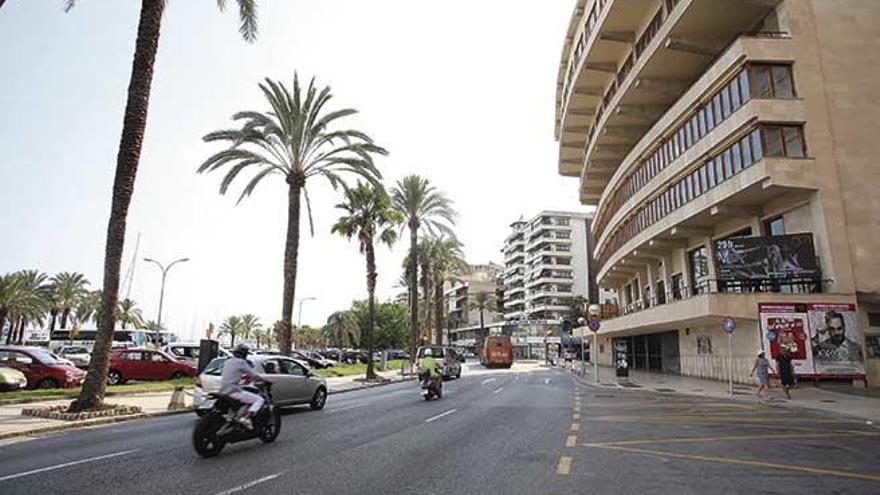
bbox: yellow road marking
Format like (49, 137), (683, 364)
(585, 431), (880, 448)
(566, 435), (578, 448)
(556, 456), (572, 475)
(573, 413), (581, 420)
(588, 444), (880, 482)
(571, 423), (580, 432)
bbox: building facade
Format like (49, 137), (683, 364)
(555, 0), (880, 386)
(445, 262), (503, 332)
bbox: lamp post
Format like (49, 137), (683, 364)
(143, 257), (189, 343)
(296, 296), (316, 350)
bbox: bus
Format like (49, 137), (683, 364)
(480, 335), (513, 369)
(48, 329), (153, 352)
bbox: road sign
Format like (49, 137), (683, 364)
(722, 316), (736, 334)
(587, 318), (600, 333)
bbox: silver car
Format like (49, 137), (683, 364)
(58, 346), (91, 369)
(194, 355), (328, 414)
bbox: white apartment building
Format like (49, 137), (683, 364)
(500, 211), (597, 322)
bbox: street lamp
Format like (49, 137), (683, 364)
(143, 256), (189, 342)
(296, 296), (316, 350)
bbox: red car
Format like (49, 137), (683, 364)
(108, 348), (197, 384)
(0, 346), (86, 389)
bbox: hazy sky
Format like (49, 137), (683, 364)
(0, 0), (589, 340)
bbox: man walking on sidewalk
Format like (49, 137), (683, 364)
(776, 346), (795, 400)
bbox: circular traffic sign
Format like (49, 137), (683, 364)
(587, 318), (600, 333)
(722, 316), (736, 334)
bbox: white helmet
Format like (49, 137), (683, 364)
(424, 348), (433, 357)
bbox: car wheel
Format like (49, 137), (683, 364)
(309, 387), (327, 411)
(456, 369), (462, 379)
(37, 378), (58, 389)
(107, 370), (124, 386)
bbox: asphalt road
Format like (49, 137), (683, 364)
(0, 362), (879, 495)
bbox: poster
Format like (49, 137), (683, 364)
(758, 303), (814, 376)
(714, 233), (819, 280)
(807, 303), (864, 376)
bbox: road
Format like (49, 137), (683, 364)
(0, 362), (879, 494)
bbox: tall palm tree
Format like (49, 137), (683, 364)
(74, 290), (103, 328)
(429, 236), (467, 345)
(391, 176), (457, 362)
(67, 0), (259, 413)
(4, 271), (49, 344)
(332, 182), (401, 379)
(51, 272), (90, 329)
(199, 75), (387, 356)
(116, 298), (144, 329)
(241, 314), (262, 346)
(469, 291), (496, 335)
(219, 315), (245, 347)
(0, 274), (21, 341)
(322, 311), (353, 349)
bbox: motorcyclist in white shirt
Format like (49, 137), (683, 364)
(220, 343), (263, 430)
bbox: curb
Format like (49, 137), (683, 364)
(0, 388), (195, 406)
(0, 408), (193, 441)
(328, 376), (416, 395)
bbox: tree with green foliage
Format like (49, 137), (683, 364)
(116, 298), (144, 329)
(219, 315), (245, 347)
(199, 74), (387, 356)
(332, 182), (401, 379)
(469, 291), (497, 334)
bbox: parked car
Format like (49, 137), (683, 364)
(416, 346), (463, 380)
(193, 355), (328, 413)
(386, 349), (410, 361)
(58, 345), (91, 369)
(0, 346), (85, 389)
(318, 348), (343, 362)
(0, 366), (28, 391)
(290, 350), (335, 369)
(107, 348), (198, 385)
(163, 342), (230, 367)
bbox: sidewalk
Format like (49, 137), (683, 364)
(565, 362), (880, 423)
(0, 369), (412, 440)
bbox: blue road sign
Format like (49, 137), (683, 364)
(588, 318), (600, 333)
(722, 316), (736, 334)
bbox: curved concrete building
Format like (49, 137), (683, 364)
(555, 0), (880, 386)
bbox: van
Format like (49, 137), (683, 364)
(416, 346), (463, 380)
(480, 335), (513, 368)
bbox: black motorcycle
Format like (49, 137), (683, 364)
(192, 382), (281, 457)
(419, 371), (443, 400)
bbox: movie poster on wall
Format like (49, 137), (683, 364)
(807, 303), (865, 376)
(758, 303), (814, 376)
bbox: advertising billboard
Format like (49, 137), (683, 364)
(714, 233), (819, 280)
(758, 302), (865, 378)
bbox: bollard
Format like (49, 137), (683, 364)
(167, 386), (187, 410)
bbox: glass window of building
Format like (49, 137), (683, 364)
(763, 126), (785, 157)
(707, 161), (717, 188)
(741, 134), (753, 165)
(723, 149), (733, 178)
(771, 65), (795, 98)
(730, 77), (742, 110)
(752, 66), (773, 98)
(705, 104), (715, 131)
(713, 95), (723, 125)
(751, 129), (763, 162)
(672, 274), (683, 300)
(714, 156), (724, 183)
(731, 142), (743, 173)
(721, 86), (732, 118)
(698, 110), (707, 136)
(783, 127), (805, 157)
(738, 69), (751, 103)
(688, 246), (709, 295)
(764, 216), (785, 236)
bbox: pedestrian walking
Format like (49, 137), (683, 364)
(775, 346), (795, 400)
(749, 350), (776, 400)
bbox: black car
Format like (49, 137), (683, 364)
(290, 350), (336, 369)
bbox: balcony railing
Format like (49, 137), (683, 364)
(609, 276), (827, 320)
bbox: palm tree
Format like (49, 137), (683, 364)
(199, 75), (387, 356)
(391, 175), (457, 362)
(469, 291), (497, 335)
(219, 315), (245, 347)
(241, 314), (262, 346)
(323, 311), (354, 349)
(74, 290), (103, 328)
(332, 182), (401, 379)
(51, 272), (90, 329)
(4, 271), (49, 344)
(67, 0), (259, 413)
(116, 298), (144, 329)
(429, 236), (467, 345)
(143, 320), (164, 332)
(0, 274), (21, 340)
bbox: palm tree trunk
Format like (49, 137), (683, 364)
(0, 308), (8, 343)
(49, 310), (58, 333)
(434, 278), (444, 346)
(480, 307), (485, 332)
(231, 332), (236, 347)
(408, 222), (418, 365)
(279, 179), (303, 355)
(365, 240), (377, 380)
(421, 260), (431, 346)
(61, 308), (70, 329)
(16, 317), (25, 344)
(70, 0), (165, 413)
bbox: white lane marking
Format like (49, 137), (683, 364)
(493, 387), (504, 394)
(545, 378), (551, 384)
(481, 378), (496, 385)
(0, 449), (140, 482)
(425, 409), (458, 423)
(213, 470), (288, 495)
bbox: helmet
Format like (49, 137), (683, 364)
(232, 343), (251, 359)
(424, 348), (433, 357)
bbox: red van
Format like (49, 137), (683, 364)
(0, 346), (86, 389)
(480, 335), (513, 369)
(108, 348), (197, 384)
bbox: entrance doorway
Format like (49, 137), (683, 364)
(613, 330), (681, 374)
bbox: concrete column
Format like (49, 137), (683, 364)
(702, 236), (717, 293)
(645, 263), (656, 306)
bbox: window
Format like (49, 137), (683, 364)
(699, 165), (708, 191)
(693, 170), (703, 196)
(764, 216), (785, 236)
(707, 160), (717, 188)
(763, 126), (785, 157)
(730, 77), (742, 110)
(751, 64), (795, 98)
(713, 95), (723, 124)
(149, 352), (167, 363)
(771, 66), (795, 98)
(261, 359), (281, 374)
(123, 351), (144, 361)
(672, 274), (683, 300)
(697, 110), (706, 137)
(751, 129), (763, 162)
(741, 134), (753, 165)
(723, 149), (733, 177)
(688, 246), (709, 295)
(752, 66), (773, 98)
(783, 127), (805, 157)
(280, 359), (306, 376)
(715, 156), (725, 182)
(731, 142), (743, 173)
(721, 86), (732, 118)
(738, 69), (751, 103)
(686, 175), (694, 201)
(705, 104), (715, 131)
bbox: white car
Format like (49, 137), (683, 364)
(194, 354), (328, 415)
(58, 346), (91, 369)
(163, 342), (230, 367)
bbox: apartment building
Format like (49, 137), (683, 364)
(554, 0), (880, 386)
(499, 211), (597, 322)
(446, 263), (503, 330)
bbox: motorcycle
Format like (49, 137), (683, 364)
(192, 382), (281, 457)
(419, 371), (443, 400)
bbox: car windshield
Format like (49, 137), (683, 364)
(63, 347), (88, 354)
(418, 347), (446, 358)
(30, 349), (63, 365)
(203, 357), (228, 376)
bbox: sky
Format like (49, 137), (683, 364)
(0, 0), (589, 340)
